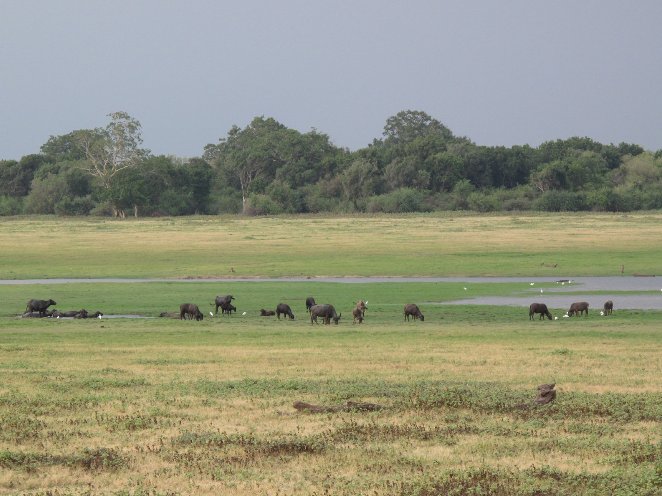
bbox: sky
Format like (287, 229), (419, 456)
(1, 0), (661, 160)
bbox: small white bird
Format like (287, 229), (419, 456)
(554, 316), (558, 320)
(463, 287), (467, 291)
(540, 289), (543, 293)
(563, 313), (569, 318)
(209, 311), (214, 317)
(600, 311), (604, 316)
(530, 282), (535, 286)
(242, 311), (247, 316)
(561, 282), (565, 286)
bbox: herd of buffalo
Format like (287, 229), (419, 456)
(21, 296), (615, 323)
(529, 300), (614, 320)
(22, 298), (103, 319)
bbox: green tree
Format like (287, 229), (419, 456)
(205, 117), (289, 214)
(340, 159), (380, 209)
(383, 110), (455, 145)
(76, 112), (149, 217)
(0, 154), (48, 197)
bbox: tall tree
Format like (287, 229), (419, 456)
(383, 110), (455, 145)
(205, 117), (287, 214)
(76, 112), (149, 216)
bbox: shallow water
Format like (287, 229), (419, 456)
(4, 276), (662, 310)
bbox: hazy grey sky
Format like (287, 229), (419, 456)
(2, 0), (661, 160)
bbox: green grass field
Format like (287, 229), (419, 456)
(0, 214), (660, 495)
(1, 212), (662, 278)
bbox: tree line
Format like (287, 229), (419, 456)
(2, 110), (661, 216)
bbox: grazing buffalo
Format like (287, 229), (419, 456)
(568, 301), (589, 317)
(529, 303), (552, 320)
(352, 307), (364, 324)
(603, 300), (613, 315)
(214, 295), (235, 315)
(260, 309), (276, 316)
(276, 303), (295, 320)
(305, 297), (316, 313)
(310, 304), (341, 325)
(404, 303), (424, 322)
(222, 303), (236, 315)
(355, 300), (367, 318)
(25, 298), (57, 317)
(180, 303), (204, 321)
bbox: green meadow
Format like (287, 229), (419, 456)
(0, 213), (660, 495)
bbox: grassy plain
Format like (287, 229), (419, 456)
(1, 212), (662, 278)
(0, 213), (660, 495)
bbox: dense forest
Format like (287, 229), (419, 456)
(2, 110), (661, 216)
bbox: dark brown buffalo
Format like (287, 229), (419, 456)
(568, 301), (589, 317)
(404, 303), (424, 322)
(352, 307), (364, 324)
(222, 303), (236, 315)
(603, 300), (613, 315)
(26, 298), (57, 317)
(260, 309), (276, 316)
(305, 297), (316, 313)
(214, 295), (235, 315)
(52, 309), (86, 318)
(310, 304), (341, 325)
(22, 310), (54, 318)
(276, 303), (294, 320)
(180, 303), (204, 321)
(529, 303), (552, 320)
(73, 309), (89, 319)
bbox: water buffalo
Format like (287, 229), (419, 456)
(52, 309), (86, 318)
(305, 297), (316, 313)
(222, 303), (236, 315)
(180, 303), (204, 321)
(355, 299), (367, 318)
(25, 298), (57, 317)
(352, 307), (364, 324)
(603, 300), (613, 315)
(404, 303), (424, 322)
(260, 309), (276, 316)
(568, 301), (589, 317)
(214, 295), (235, 315)
(22, 310), (54, 318)
(529, 303), (552, 320)
(310, 304), (341, 325)
(74, 309), (89, 319)
(276, 303), (294, 320)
